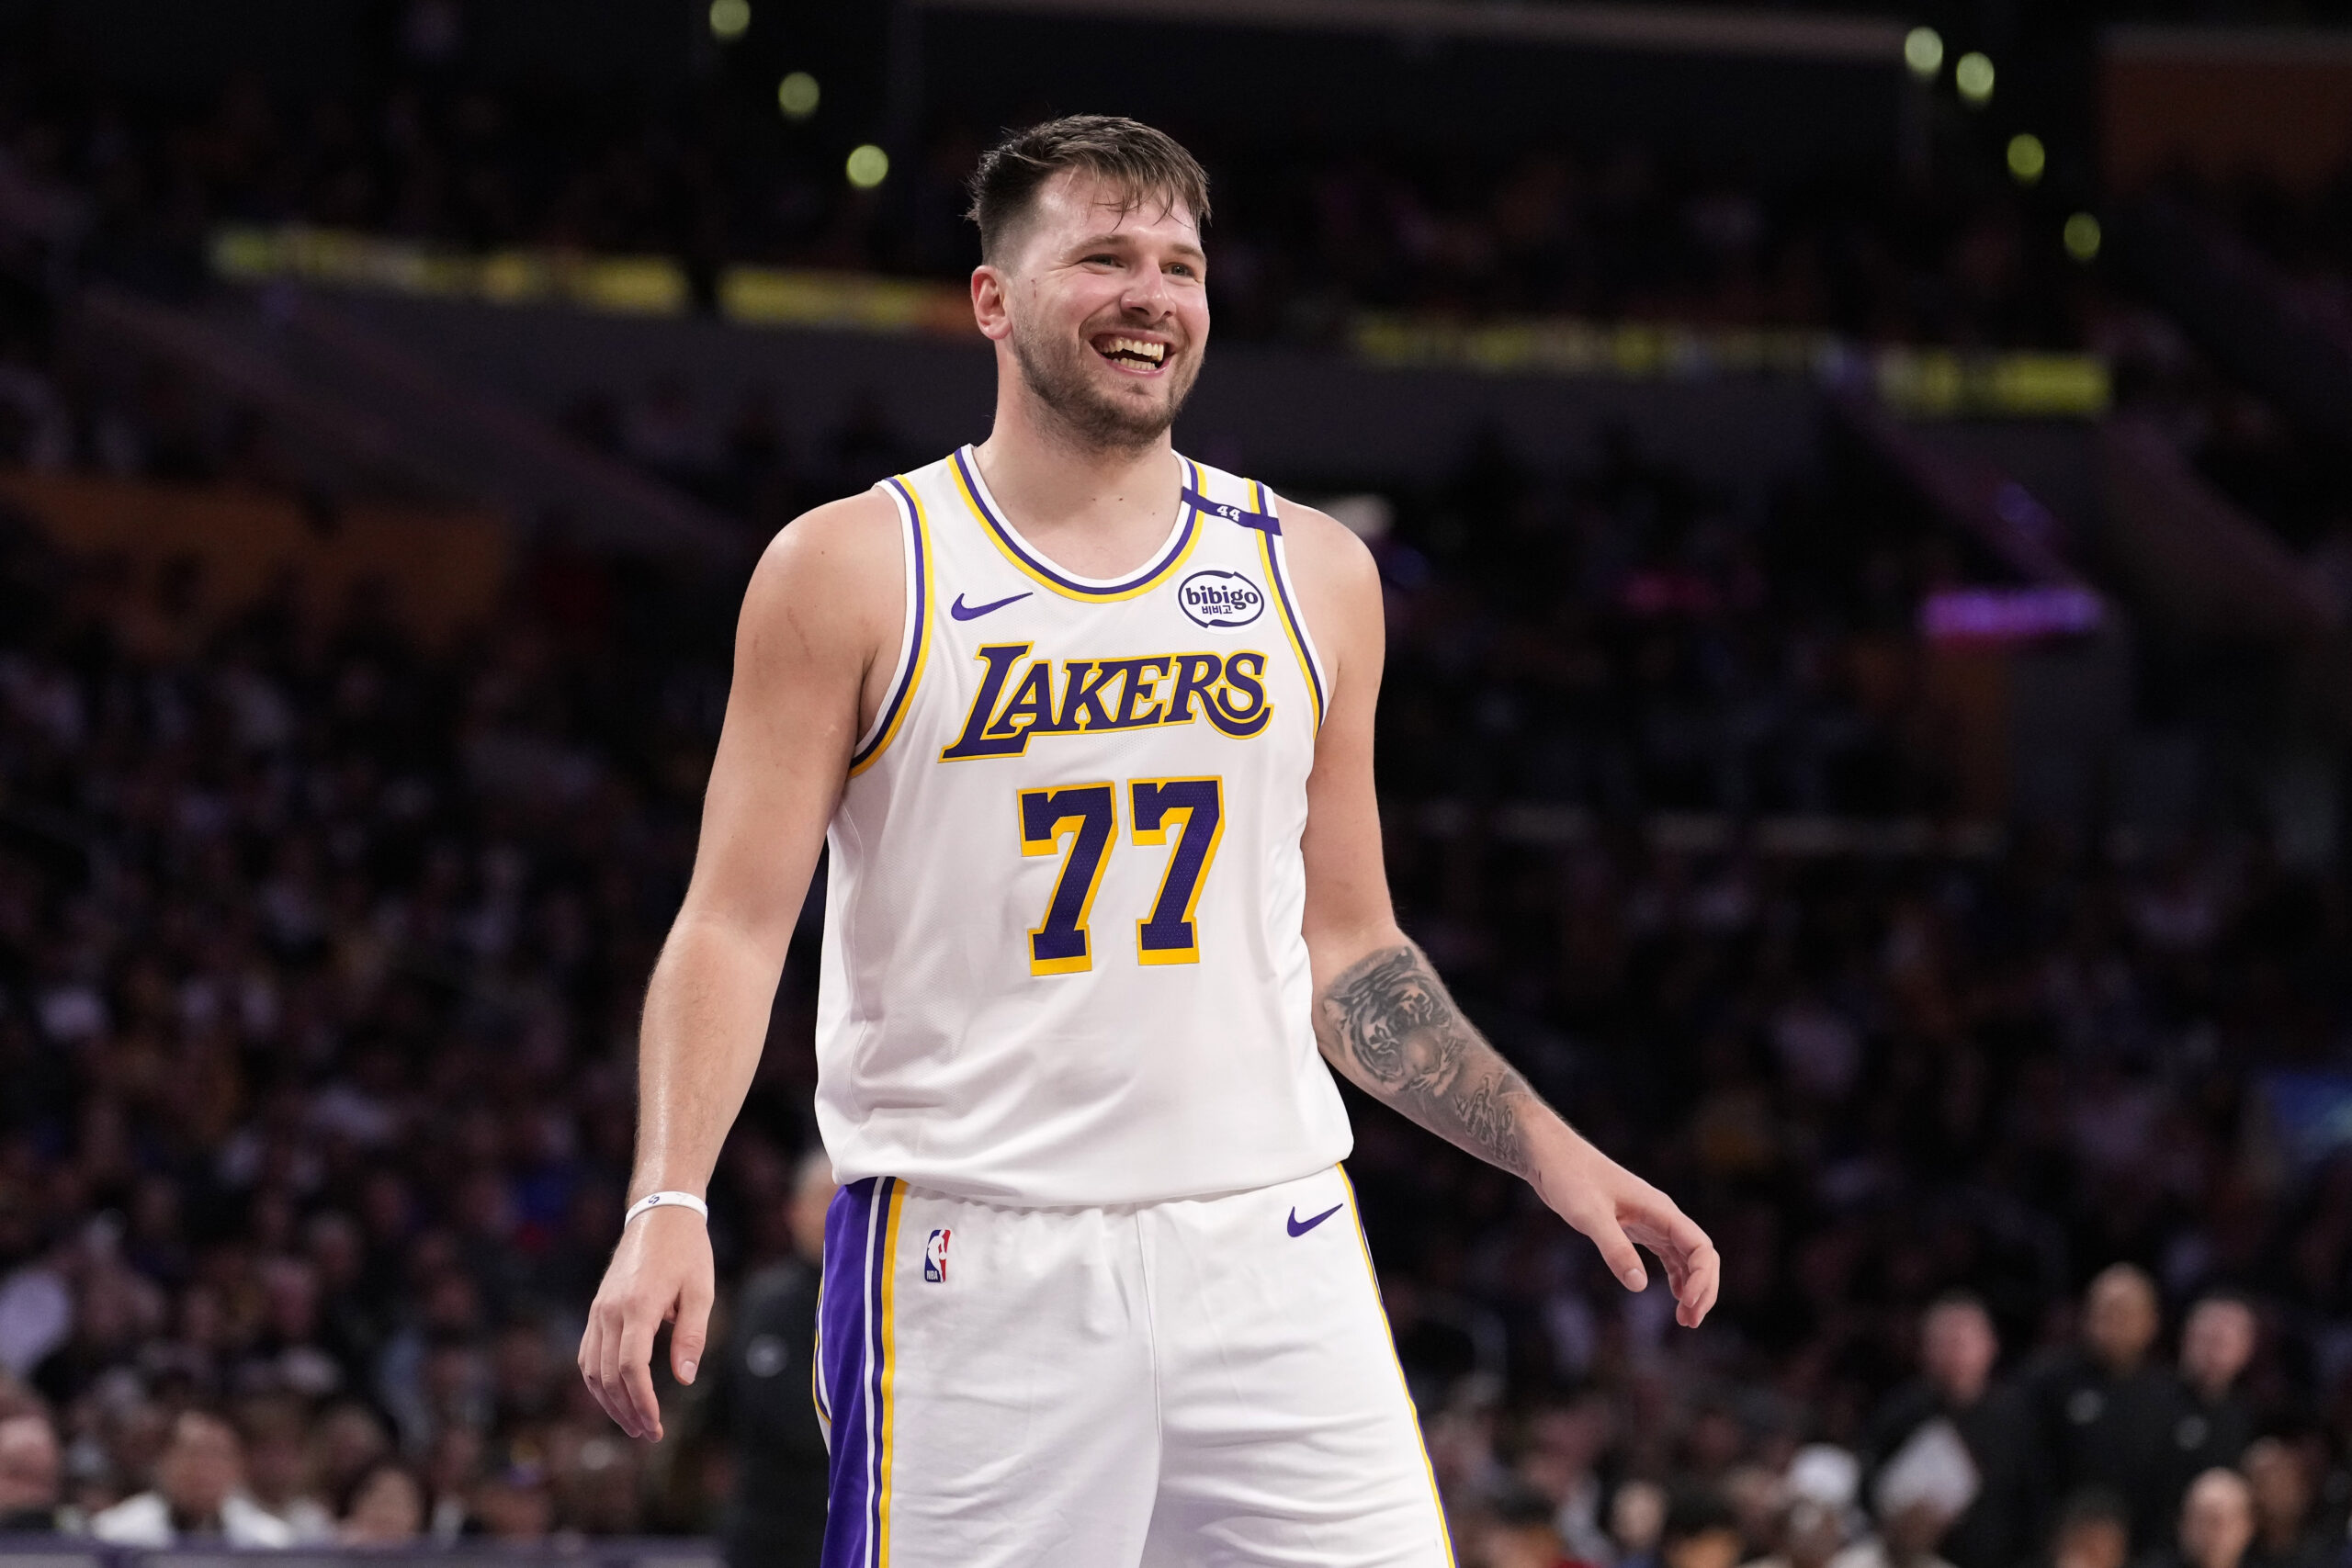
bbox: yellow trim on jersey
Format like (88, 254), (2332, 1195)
(1335, 1165), (1457, 1564)
(848, 478), (934, 779)
(1254, 525), (1326, 732)
(950, 449), (1204, 603)
(876, 1179), (908, 1565)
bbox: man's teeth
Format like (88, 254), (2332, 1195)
(1102, 337), (1166, 364)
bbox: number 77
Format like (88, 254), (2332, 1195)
(1017, 777), (1226, 976)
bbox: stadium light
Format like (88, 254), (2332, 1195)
(2064, 213), (2102, 263)
(1955, 51), (1995, 105)
(847, 144), (890, 190)
(2007, 133), (2046, 186)
(708, 0), (749, 39)
(777, 72), (820, 121)
(1903, 27), (1944, 79)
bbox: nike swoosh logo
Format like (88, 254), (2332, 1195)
(1287, 1202), (1344, 1237)
(950, 591), (1032, 621)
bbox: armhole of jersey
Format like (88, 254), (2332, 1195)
(1250, 479), (1329, 732)
(848, 478), (931, 777)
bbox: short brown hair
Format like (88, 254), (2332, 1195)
(965, 115), (1210, 265)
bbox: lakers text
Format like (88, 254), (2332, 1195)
(942, 643), (1273, 760)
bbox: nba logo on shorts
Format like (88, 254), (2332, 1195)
(923, 1228), (951, 1282)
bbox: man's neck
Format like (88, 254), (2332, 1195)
(977, 384), (1177, 540)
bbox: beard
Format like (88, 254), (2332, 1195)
(1008, 312), (1201, 455)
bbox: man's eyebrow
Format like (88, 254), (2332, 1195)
(1069, 231), (1206, 262)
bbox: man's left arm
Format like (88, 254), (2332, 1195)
(1282, 502), (1720, 1328)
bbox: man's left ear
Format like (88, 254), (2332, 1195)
(969, 265), (1014, 342)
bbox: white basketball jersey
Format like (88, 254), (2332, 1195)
(813, 446), (1353, 1206)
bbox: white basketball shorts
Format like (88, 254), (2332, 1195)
(810, 1163), (1453, 1567)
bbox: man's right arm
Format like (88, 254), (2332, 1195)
(577, 490), (903, 1442)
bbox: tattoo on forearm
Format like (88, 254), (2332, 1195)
(1316, 943), (1533, 1177)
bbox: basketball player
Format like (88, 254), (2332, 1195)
(579, 117), (1718, 1564)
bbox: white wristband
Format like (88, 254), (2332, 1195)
(624, 1190), (709, 1229)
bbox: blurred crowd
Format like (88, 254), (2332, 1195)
(0, 6), (2094, 350)
(0, 503), (756, 1540)
(0, 363), (2347, 1562)
(3, 6), (2352, 1567)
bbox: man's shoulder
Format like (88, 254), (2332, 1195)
(760, 488), (906, 578)
(1264, 493), (1376, 582)
(739, 489), (908, 662)
(1250, 491), (1382, 683)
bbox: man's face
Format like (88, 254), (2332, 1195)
(158, 1419), (240, 1520)
(342, 1467), (422, 1545)
(1921, 1303), (1997, 1404)
(2084, 1267), (2159, 1371)
(2054, 1517), (2129, 1568)
(978, 170), (1210, 452)
(2182, 1470), (2256, 1568)
(0, 1418), (58, 1510)
(2180, 1300), (2256, 1393)
(2243, 1440), (2307, 1533)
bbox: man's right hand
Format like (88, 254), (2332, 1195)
(577, 1206), (715, 1442)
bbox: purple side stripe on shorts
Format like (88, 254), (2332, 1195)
(863, 1178), (899, 1562)
(818, 1177), (885, 1568)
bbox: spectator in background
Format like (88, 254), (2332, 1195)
(1834, 1438), (1966, 1568)
(2031, 1267), (2176, 1552)
(1663, 1487), (1747, 1568)
(1761, 1447), (1863, 1568)
(2152, 1470), (2258, 1568)
(2239, 1440), (2325, 1568)
(708, 1149), (835, 1568)
(1828, 1502), (1960, 1568)
(2165, 1297), (2258, 1510)
(469, 1444), (552, 1542)
(1862, 1293), (2038, 1568)
(237, 1396), (334, 1542)
(421, 1424), (483, 1541)
(337, 1463), (424, 1545)
(1747, 1493), (1853, 1568)
(0, 1412), (62, 1531)
(88, 1410), (295, 1547)
(1613, 1479), (1671, 1568)
(2043, 1491), (2132, 1568)
(310, 1403), (393, 1522)
(1487, 1479), (1599, 1568)
(1725, 1465), (1789, 1562)
(1514, 1397), (1616, 1564)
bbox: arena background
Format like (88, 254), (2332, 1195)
(4, 0), (2352, 1562)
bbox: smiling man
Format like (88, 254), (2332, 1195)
(577, 115), (1718, 1566)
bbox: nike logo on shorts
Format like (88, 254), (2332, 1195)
(1286, 1202), (1344, 1237)
(950, 591), (1032, 621)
